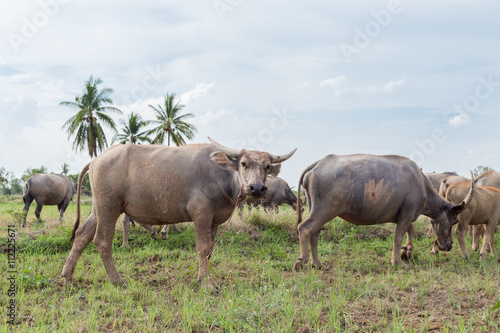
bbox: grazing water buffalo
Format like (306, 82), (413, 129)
(121, 215), (181, 247)
(238, 175), (297, 215)
(22, 173), (77, 227)
(62, 138), (296, 289)
(425, 171), (458, 192)
(422, 175), (472, 238)
(432, 180), (498, 260)
(294, 154), (474, 270)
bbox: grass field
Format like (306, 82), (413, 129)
(1, 195), (499, 332)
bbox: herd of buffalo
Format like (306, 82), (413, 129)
(19, 138), (499, 289)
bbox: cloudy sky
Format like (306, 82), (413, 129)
(1, 0), (499, 186)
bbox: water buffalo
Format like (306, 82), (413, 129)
(238, 175), (297, 215)
(423, 175), (471, 238)
(470, 171), (500, 250)
(475, 170), (500, 188)
(438, 175), (470, 197)
(294, 154), (474, 270)
(22, 173), (77, 227)
(121, 215), (180, 247)
(62, 138), (296, 289)
(432, 180), (498, 260)
(425, 171), (458, 192)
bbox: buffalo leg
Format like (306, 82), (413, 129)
(61, 212), (97, 285)
(136, 221), (158, 240)
(294, 209), (332, 270)
(472, 225), (485, 251)
(159, 225), (170, 240)
(59, 200), (70, 223)
(310, 229), (324, 268)
(34, 202), (43, 220)
(122, 215), (130, 247)
(22, 195), (33, 227)
(455, 221), (470, 259)
(391, 217), (413, 266)
(93, 209), (125, 286)
(237, 204), (244, 217)
(480, 222), (496, 260)
(193, 217), (217, 289)
(401, 224), (415, 261)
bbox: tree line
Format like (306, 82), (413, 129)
(1, 75), (198, 195)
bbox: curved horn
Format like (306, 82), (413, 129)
(269, 148), (297, 163)
(208, 137), (241, 158)
(453, 170), (475, 213)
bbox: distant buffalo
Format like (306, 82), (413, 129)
(238, 175), (298, 215)
(22, 173), (77, 227)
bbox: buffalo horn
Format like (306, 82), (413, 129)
(208, 137), (241, 158)
(455, 170), (475, 211)
(269, 148), (297, 163)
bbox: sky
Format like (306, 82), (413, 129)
(1, 0), (500, 187)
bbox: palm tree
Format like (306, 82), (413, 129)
(61, 75), (122, 158)
(148, 93), (197, 146)
(112, 112), (152, 144)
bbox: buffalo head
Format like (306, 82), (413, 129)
(208, 137), (296, 198)
(431, 171), (474, 251)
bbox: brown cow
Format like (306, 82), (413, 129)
(62, 138), (296, 289)
(22, 173), (77, 227)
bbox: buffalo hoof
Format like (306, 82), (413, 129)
(198, 277), (217, 291)
(160, 232), (168, 240)
(311, 262), (329, 271)
(150, 233), (159, 240)
(401, 247), (413, 262)
(112, 278), (128, 288)
(293, 260), (303, 271)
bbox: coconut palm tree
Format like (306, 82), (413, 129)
(148, 93), (197, 146)
(112, 112), (152, 144)
(61, 75), (122, 158)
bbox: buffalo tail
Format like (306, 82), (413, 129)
(70, 162), (91, 243)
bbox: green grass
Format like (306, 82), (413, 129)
(0, 198), (499, 332)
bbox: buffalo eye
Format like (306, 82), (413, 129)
(266, 165), (271, 170)
(241, 162), (247, 168)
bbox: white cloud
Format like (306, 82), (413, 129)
(320, 76), (406, 96)
(449, 113), (470, 127)
(319, 76), (347, 90)
(180, 82), (216, 105)
(382, 78), (407, 92)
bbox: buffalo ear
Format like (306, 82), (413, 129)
(210, 151), (238, 171)
(269, 163), (281, 177)
(450, 202), (466, 215)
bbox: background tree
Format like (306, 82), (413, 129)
(472, 165), (495, 177)
(61, 162), (70, 175)
(112, 112), (152, 144)
(61, 75), (122, 158)
(148, 93), (197, 146)
(21, 166), (48, 182)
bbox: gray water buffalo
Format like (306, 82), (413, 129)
(238, 175), (297, 215)
(62, 138), (296, 289)
(432, 180), (498, 260)
(422, 175), (471, 238)
(425, 171), (458, 191)
(294, 154), (474, 270)
(22, 173), (77, 227)
(475, 170), (500, 188)
(121, 215), (181, 247)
